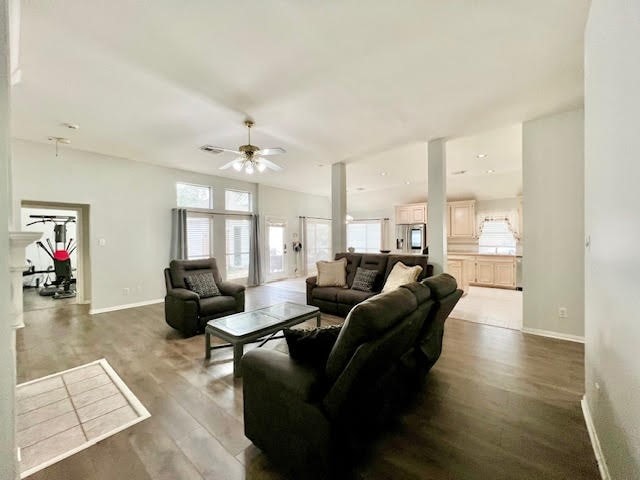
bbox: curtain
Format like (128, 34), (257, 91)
(247, 214), (263, 286)
(170, 208), (188, 260)
(477, 209), (521, 240)
(300, 216), (308, 276)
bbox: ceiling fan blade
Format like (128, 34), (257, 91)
(219, 157), (245, 170)
(200, 145), (242, 155)
(257, 157), (283, 171)
(256, 147), (286, 156)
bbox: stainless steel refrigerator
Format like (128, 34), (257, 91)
(395, 224), (426, 252)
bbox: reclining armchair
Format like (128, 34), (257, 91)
(164, 258), (245, 336)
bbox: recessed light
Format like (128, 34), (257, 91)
(476, 154), (487, 159)
(356, 187), (365, 191)
(452, 170), (467, 176)
(317, 164), (325, 167)
(381, 172), (387, 176)
(405, 181), (411, 185)
(486, 169), (495, 174)
(62, 123), (79, 130)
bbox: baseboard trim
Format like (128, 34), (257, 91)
(521, 327), (584, 343)
(581, 396), (611, 480)
(89, 299), (163, 315)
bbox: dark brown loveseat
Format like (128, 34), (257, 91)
(243, 273), (462, 479)
(164, 258), (245, 336)
(306, 253), (433, 316)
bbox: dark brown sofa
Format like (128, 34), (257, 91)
(243, 273), (462, 479)
(306, 253), (433, 316)
(164, 258), (245, 337)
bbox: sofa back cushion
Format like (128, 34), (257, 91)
(325, 284), (418, 383)
(384, 254), (429, 282)
(170, 258), (222, 289)
(323, 283), (434, 419)
(334, 253), (362, 287)
(359, 254), (389, 291)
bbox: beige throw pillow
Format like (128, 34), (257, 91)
(381, 262), (423, 293)
(316, 258), (348, 287)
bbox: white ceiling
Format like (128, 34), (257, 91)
(11, 1), (588, 198)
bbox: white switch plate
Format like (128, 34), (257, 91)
(99, 238), (106, 247)
(559, 307), (568, 318)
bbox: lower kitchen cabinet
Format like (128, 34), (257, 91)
(447, 254), (517, 290)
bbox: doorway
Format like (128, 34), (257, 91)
(21, 201), (91, 312)
(266, 218), (287, 282)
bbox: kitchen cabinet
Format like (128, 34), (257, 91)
(448, 200), (476, 238)
(395, 203), (426, 225)
(447, 253), (517, 289)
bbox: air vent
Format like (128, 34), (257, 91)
(451, 170), (467, 175)
(199, 145), (223, 154)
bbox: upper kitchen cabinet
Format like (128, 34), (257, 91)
(448, 200), (476, 238)
(395, 203), (427, 225)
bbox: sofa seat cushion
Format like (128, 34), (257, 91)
(336, 288), (377, 305)
(312, 286), (345, 302)
(199, 295), (237, 316)
(326, 285), (419, 382)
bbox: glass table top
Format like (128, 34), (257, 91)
(207, 302), (319, 337)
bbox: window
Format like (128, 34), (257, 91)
(177, 183), (212, 209)
(347, 221), (381, 253)
(478, 219), (517, 255)
(305, 219), (331, 273)
(186, 215), (212, 260)
(225, 190), (252, 212)
(225, 219), (251, 279)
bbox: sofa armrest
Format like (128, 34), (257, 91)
(217, 281), (245, 296)
(306, 276), (317, 305)
(242, 349), (326, 402)
(167, 287), (200, 304)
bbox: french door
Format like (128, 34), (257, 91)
(266, 219), (287, 281)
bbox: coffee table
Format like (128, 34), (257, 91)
(204, 302), (321, 377)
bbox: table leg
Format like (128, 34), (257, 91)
(205, 332), (211, 359)
(316, 312), (321, 327)
(233, 343), (244, 377)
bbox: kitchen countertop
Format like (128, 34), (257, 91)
(448, 252), (522, 258)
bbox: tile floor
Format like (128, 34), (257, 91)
(17, 359), (150, 477)
(450, 286), (523, 330)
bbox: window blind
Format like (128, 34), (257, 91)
(225, 219), (251, 279)
(478, 219), (517, 255)
(186, 216), (211, 259)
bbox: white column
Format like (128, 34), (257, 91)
(331, 162), (346, 255)
(0, 0), (19, 478)
(427, 138), (447, 275)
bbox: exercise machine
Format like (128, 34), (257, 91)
(26, 215), (77, 299)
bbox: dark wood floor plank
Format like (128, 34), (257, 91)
(16, 283), (599, 479)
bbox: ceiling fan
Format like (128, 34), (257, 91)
(200, 120), (285, 174)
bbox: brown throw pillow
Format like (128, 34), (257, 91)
(284, 325), (342, 368)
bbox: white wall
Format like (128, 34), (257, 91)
(12, 139), (257, 311)
(257, 184), (330, 278)
(1, 0), (18, 476)
(522, 108), (584, 338)
(585, 1), (640, 478)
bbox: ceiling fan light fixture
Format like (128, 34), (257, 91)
(232, 161), (243, 171)
(245, 163), (254, 174)
(257, 161), (266, 172)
